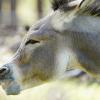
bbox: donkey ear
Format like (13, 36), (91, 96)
(52, 0), (85, 11)
(68, 0), (84, 8)
(67, 0), (94, 9)
(77, 0), (94, 8)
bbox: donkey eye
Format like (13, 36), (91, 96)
(25, 39), (40, 45)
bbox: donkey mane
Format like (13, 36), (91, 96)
(80, 0), (100, 17)
(52, 0), (69, 11)
(52, 0), (100, 17)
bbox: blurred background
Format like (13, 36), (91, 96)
(0, 0), (100, 100)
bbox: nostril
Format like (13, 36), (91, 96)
(0, 67), (10, 76)
(0, 68), (6, 73)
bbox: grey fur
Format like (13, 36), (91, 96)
(0, 0), (100, 95)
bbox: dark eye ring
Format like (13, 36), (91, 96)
(25, 39), (40, 45)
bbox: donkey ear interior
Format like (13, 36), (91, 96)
(68, 0), (84, 8)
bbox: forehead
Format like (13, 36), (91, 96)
(51, 10), (76, 32)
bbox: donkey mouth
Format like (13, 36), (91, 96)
(1, 80), (21, 95)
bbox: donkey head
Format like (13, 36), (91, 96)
(0, 0), (100, 95)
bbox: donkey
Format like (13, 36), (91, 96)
(0, 0), (100, 95)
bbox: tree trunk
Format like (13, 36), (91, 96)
(10, 0), (17, 29)
(37, 0), (43, 19)
(0, 0), (2, 24)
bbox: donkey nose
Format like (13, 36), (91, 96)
(0, 66), (10, 77)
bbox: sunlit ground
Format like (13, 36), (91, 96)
(0, 80), (100, 100)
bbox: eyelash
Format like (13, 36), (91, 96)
(25, 39), (40, 45)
